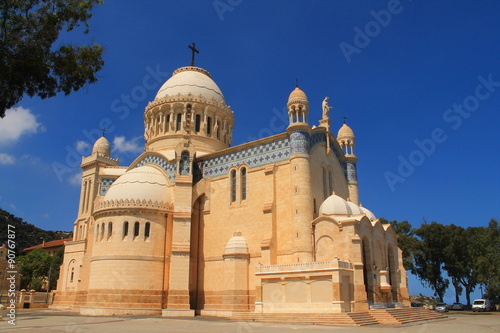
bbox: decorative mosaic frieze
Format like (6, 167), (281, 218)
(289, 130), (310, 155)
(346, 161), (357, 182)
(310, 132), (326, 148)
(200, 138), (290, 178)
(99, 178), (115, 196)
(134, 154), (176, 183)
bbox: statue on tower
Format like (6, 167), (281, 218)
(322, 97), (333, 120)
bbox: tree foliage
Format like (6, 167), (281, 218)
(17, 248), (52, 290)
(0, 0), (104, 117)
(412, 222), (449, 302)
(0, 207), (71, 255)
(386, 217), (499, 304)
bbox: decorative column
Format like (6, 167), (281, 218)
(345, 156), (359, 205)
(288, 125), (314, 263)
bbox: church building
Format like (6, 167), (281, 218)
(52, 55), (410, 316)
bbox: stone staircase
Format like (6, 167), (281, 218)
(228, 312), (378, 326)
(369, 307), (447, 324)
(228, 308), (447, 326)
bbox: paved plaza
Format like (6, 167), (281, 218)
(1, 309), (499, 333)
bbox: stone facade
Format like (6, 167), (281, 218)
(52, 65), (410, 316)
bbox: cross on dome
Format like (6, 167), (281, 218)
(188, 43), (199, 66)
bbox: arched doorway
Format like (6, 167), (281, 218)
(189, 196), (205, 314)
(361, 237), (374, 303)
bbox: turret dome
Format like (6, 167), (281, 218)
(287, 87), (308, 105)
(224, 233), (249, 255)
(92, 136), (110, 157)
(337, 123), (355, 140)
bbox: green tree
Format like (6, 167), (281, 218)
(17, 248), (52, 290)
(412, 222), (449, 302)
(388, 219), (417, 270)
(0, 0), (104, 117)
(48, 246), (64, 291)
(0, 208), (71, 255)
(441, 224), (467, 303)
(478, 219), (500, 304)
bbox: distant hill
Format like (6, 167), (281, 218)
(0, 208), (72, 255)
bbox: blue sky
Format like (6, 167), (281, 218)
(0, 1), (498, 303)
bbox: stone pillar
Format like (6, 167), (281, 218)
(163, 175), (194, 317)
(288, 125), (314, 263)
(351, 236), (369, 312)
(222, 233), (250, 313)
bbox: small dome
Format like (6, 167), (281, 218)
(337, 123), (355, 140)
(319, 192), (352, 216)
(104, 165), (171, 203)
(155, 66), (225, 103)
(224, 233), (249, 255)
(92, 136), (110, 157)
(346, 200), (363, 215)
(359, 204), (376, 220)
(288, 87), (308, 105)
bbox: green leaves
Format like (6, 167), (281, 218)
(387, 218), (499, 304)
(0, 0), (104, 117)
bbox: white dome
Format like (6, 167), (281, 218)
(346, 200), (363, 215)
(155, 66), (225, 103)
(359, 205), (376, 220)
(224, 233), (249, 255)
(319, 192), (352, 216)
(104, 165), (171, 203)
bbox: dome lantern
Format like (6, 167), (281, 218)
(287, 85), (309, 126)
(337, 122), (355, 155)
(144, 65), (234, 154)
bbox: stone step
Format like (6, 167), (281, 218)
(229, 312), (378, 326)
(369, 308), (447, 324)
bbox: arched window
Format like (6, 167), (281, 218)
(216, 121), (221, 139)
(107, 222), (113, 240)
(95, 224), (99, 243)
(134, 222), (140, 239)
(230, 169), (237, 202)
(207, 117), (212, 135)
(176, 113), (182, 131)
(70, 267), (74, 282)
(145, 222), (151, 239)
(123, 221), (129, 240)
(101, 223), (105, 242)
(166, 114), (170, 131)
(195, 114), (201, 133)
(241, 167), (247, 201)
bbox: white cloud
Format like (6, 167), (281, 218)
(0, 153), (15, 165)
(75, 140), (91, 155)
(0, 107), (45, 146)
(68, 171), (82, 186)
(113, 136), (143, 154)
